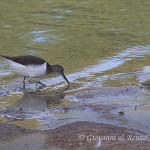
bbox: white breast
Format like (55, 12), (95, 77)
(6, 59), (47, 78)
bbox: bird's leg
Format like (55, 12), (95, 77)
(23, 77), (26, 82)
(23, 78), (25, 88)
(36, 81), (46, 87)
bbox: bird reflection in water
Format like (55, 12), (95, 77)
(14, 85), (70, 110)
(3, 85), (70, 123)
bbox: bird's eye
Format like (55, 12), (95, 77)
(60, 68), (63, 73)
(57, 65), (64, 73)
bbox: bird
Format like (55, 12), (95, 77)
(0, 55), (70, 87)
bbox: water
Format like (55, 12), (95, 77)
(0, 0), (150, 130)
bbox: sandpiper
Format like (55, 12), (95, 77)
(0, 55), (70, 87)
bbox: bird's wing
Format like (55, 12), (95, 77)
(0, 55), (46, 66)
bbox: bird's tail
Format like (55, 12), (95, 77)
(0, 55), (5, 58)
(0, 55), (8, 59)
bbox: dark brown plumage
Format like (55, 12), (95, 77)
(0, 55), (46, 66)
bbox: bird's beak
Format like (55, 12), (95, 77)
(61, 72), (70, 85)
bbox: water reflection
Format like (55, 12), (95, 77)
(29, 29), (58, 44)
(13, 91), (65, 110)
(16, 84), (69, 110)
(0, 86), (70, 123)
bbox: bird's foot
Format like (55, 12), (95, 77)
(36, 81), (46, 87)
(28, 78), (37, 84)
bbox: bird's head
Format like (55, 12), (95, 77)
(49, 64), (70, 84)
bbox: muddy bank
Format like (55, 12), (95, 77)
(0, 121), (150, 150)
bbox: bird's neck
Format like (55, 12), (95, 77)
(46, 63), (51, 74)
(46, 63), (56, 74)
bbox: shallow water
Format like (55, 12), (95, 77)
(0, 0), (150, 130)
